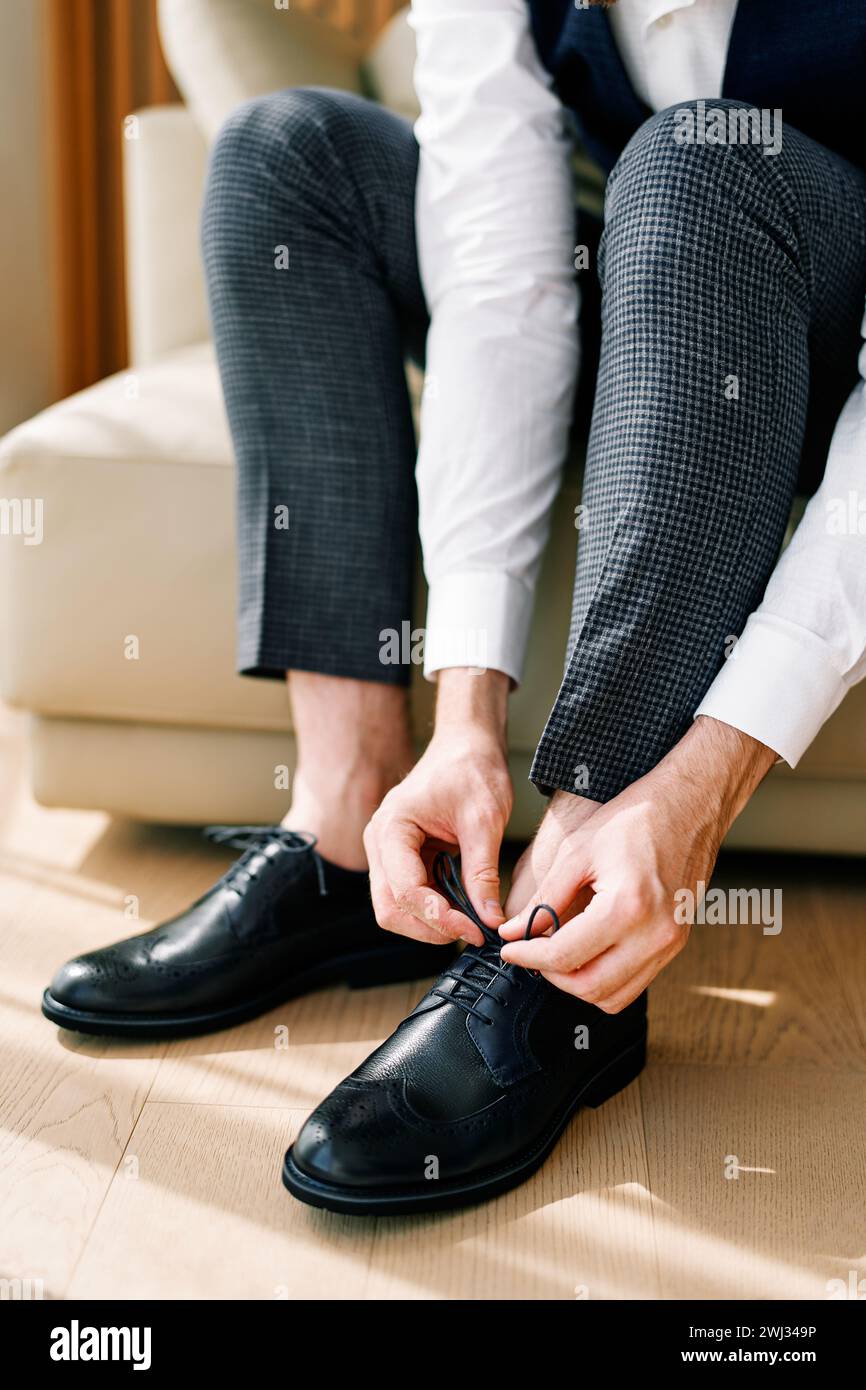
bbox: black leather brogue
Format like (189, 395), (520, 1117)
(283, 853), (647, 1215)
(42, 826), (452, 1038)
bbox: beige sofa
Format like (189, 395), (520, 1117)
(1, 0), (864, 851)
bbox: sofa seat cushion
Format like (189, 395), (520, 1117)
(0, 343), (294, 734)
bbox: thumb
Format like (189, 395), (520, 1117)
(459, 816), (505, 928)
(499, 843), (593, 940)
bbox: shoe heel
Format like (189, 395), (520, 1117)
(582, 1035), (647, 1109)
(346, 943), (454, 990)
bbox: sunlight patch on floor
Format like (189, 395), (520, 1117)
(691, 985), (777, 1008)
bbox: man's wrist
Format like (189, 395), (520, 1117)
(433, 668), (510, 750)
(663, 715), (776, 837)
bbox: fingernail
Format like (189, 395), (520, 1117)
(484, 899), (505, 921)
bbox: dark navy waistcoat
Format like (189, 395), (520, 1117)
(527, 0), (866, 173)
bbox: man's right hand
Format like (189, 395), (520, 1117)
(363, 669), (513, 947)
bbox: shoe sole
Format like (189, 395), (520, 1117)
(281, 1032), (647, 1216)
(40, 940), (451, 1040)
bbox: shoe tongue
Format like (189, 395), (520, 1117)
(236, 836), (291, 873)
(223, 834), (310, 894)
(448, 938), (506, 1007)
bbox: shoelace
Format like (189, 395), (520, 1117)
(204, 825), (328, 898)
(430, 852), (559, 1024)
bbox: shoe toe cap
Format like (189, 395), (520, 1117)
(292, 1084), (415, 1189)
(47, 942), (143, 1013)
(48, 955), (110, 1012)
(292, 1118), (337, 1182)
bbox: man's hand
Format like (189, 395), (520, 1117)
(499, 717), (777, 1011)
(364, 669), (513, 947)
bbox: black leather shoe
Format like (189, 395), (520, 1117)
(283, 853), (647, 1215)
(42, 826), (453, 1039)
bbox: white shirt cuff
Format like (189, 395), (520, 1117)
(423, 572), (533, 685)
(694, 613), (849, 767)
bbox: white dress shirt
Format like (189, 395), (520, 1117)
(608, 0), (737, 110)
(410, 0), (866, 767)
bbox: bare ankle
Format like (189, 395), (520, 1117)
(282, 670), (416, 869)
(282, 764), (407, 870)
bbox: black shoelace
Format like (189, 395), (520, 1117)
(430, 852), (559, 1024)
(204, 825), (328, 897)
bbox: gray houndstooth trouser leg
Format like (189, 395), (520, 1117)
(202, 90), (866, 800)
(202, 89), (426, 685)
(531, 101), (866, 800)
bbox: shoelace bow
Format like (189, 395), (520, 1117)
(204, 825), (328, 897)
(431, 852), (559, 1024)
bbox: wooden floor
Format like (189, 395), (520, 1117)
(1, 703), (864, 1301)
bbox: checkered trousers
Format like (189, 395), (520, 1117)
(532, 100), (866, 800)
(202, 89), (427, 686)
(202, 90), (866, 802)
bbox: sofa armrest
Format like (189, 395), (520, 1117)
(123, 104), (210, 366)
(360, 6), (419, 120)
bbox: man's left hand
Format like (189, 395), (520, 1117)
(499, 717), (777, 1012)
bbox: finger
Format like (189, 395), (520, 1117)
(588, 961), (658, 1014)
(540, 943), (638, 1005)
(541, 921), (683, 1009)
(457, 810), (505, 928)
(378, 822), (480, 944)
(363, 827), (403, 934)
(399, 884), (480, 945)
(364, 823), (447, 946)
(580, 925), (686, 1011)
(543, 955), (657, 1013)
(367, 846), (416, 940)
(377, 816), (426, 899)
(499, 893), (617, 973)
(498, 848), (594, 941)
(570, 935), (670, 1003)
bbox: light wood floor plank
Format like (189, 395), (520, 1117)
(66, 1105), (375, 1300)
(0, 734), (170, 1297)
(0, 999), (164, 1298)
(640, 1064), (866, 1300)
(649, 856), (866, 1072)
(811, 869), (866, 1059)
(148, 978), (432, 1112)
